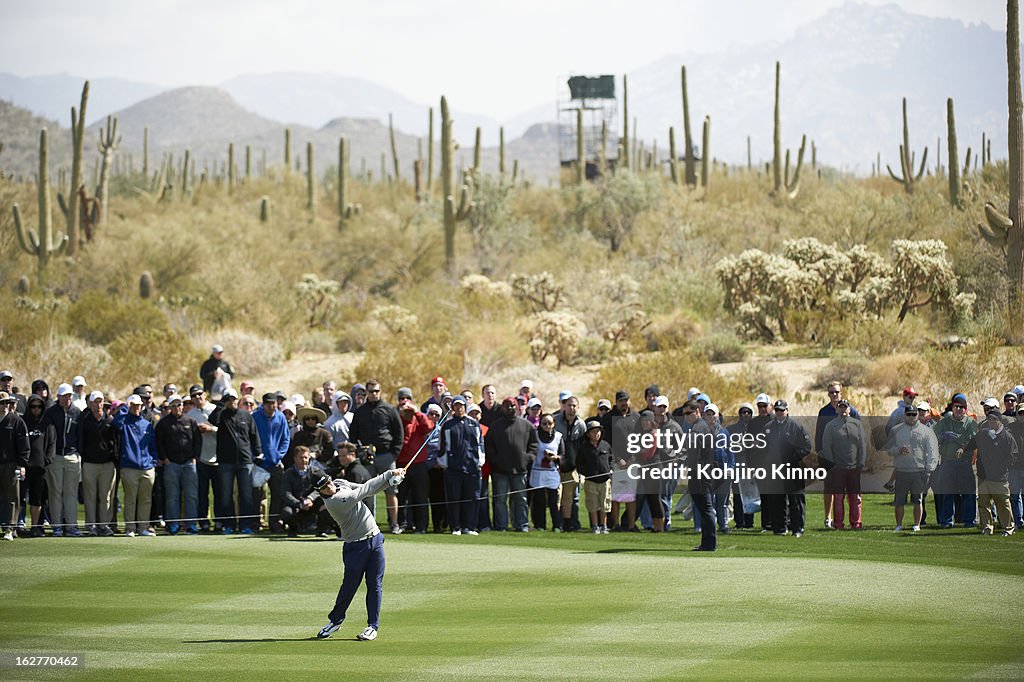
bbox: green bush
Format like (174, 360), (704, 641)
(67, 291), (169, 346)
(350, 329), (463, 396)
(105, 328), (203, 390)
(813, 355), (872, 390)
(692, 332), (748, 363)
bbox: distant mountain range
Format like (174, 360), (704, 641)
(0, 2), (1014, 178)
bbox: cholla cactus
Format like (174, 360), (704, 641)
(782, 237), (853, 295)
(889, 239), (958, 322)
(295, 273), (341, 327)
(951, 292), (977, 324)
(509, 272), (565, 312)
(525, 310), (586, 368)
(371, 304), (418, 334)
(846, 244), (891, 292)
(460, 273), (513, 299)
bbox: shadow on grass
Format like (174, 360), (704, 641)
(183, 637), (331, 643)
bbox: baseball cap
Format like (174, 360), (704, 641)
(281, 400), (296, 415)
(773, 399), (788, 410)
(526, 397), (541, 409)
(189, 384), (204, 396)
(986, 410), (1002, 421)
(585, 419), (603, 432)
(56, 383), (74, 397)
(126, 394), (144, 406)
(240, 381), (255, 391)
(915, 400), (931, 412)
(1013, 385), (1024, 397)
(467, 403), (481, 414)
(290, 393), (307, 406)
(558, 391), (573, 402)
(431, 376), (446, 386)
(0, 370), (12, 380)
(520, 379), (534, 390)
(452, 395), (467, 406)
(704, 403), (719, 415)
(739, 402), (754, 413)
(312, 474), (332, 490)
(645, 384), (661, 398)
(653, 395), (670, 408)
(212, 344), (224, 353)
(134, 386), (152, 398)
(904, 405), (919, 415)
(0, 392), (14, 403)
(981, 397), (1000, 409)
(597, 399), (612, 410)
(696, 393), (711, 405)
(166, 394), (183, 405)
(502, 396), (518, 407)
(1004, 391), (1018, 400)
(687, 387), (702, 400)
(837, 398), (850, 408)
(72, 375), (87, 387)
(88, 390), (104, 402)
(397, 387), (414, 401)
(1016, 403), (1024, 414)
(902, 387), (918, 397)
(261, 392), (277, 404)
(755, 393), (771, 406)
(222, 388), (238, 399)
(614, 390), (629, 402)
(426, 404), (443, 416)
(951, 393), (968, 407)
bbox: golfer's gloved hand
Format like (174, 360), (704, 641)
(389, 470), (406, 486)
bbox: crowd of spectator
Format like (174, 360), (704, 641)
(0, 348), (1021, 552)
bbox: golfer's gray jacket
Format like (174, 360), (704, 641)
(321, 471), (399, 543)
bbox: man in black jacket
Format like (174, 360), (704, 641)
(210, 389), (261, 533)
(0, 392), (30, 541)
(78, 391), (116, 536)
(155, 394), (203, 534)
(762, 400), (813, 537)
(199, 344), (234, 394)
(484, 397), (539, 532)
(0, 371), (28, 414)
(682, 400), (717, 551)
(44, 383), (83, 537)
(348, 379), (403, 533)
(281, 446), (333, 537)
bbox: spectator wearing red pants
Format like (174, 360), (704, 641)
(821, 399), (867, 529)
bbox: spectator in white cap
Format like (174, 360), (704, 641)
(43, 383), (83, 536)
(727, 403), (758, 529)
(71, 376), (89, 411)
(519, 380), (534, 401)
(199, 344), (234, 394)
(79, 390), (116, 536)
(525, 397), (543, 428)
(0, 370), (27, 414)
(592, 399), (612, 423)
(290, 393), (307, 408)
(746, 393), (774, 531)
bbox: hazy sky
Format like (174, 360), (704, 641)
(0, 0), (1006, 119)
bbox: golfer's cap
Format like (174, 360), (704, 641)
(687, 387), (702, 400)
(704, 403), (719, 415)
(526, 397), (541, 409)
(467, 403), (481, 415)
(902, 386), (918, 397)
(558, 391), (573, 402)
(452, 395), (467, 406)
(755, 393), (771, 406)
(597, 399), (612, 409)
(653, 395), (670, 408)
(585, 419), (603, 432)
(291, 393), (307, 406)
(696, 393), (711, 404)
(72, 375), (87, 387)
(0, 370), (12, 380)
(166, 394), (183, 406)
(951, 393), (968, 406)
(126, 394), (144, 406)
(56, 383), (74, 397)
(312, 474), (332, 490)
(397, 387), (414, 401)
(915, 400), (931, 412)
(773, 399), (789, 410)
(212, 344), (224, 353)
(222, 388), (238, 399)
(431, 376), (446, 386)
(520, 379), (533, 390)
(88, 390), (104, 402)
(981, 397), (1000, 409)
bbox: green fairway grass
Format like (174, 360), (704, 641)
(1, 495), (1022, 680)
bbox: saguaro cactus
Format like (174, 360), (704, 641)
(499, 127), (506, 176)
(668, 126), (679, 184)
(701, 116), (711, 190)
(260, 196), (271, 223)
(67, 80), (89, 255)
(96, 115), (120, 229)
(947, 98), (962, 208)
(306, 141), (316, 217)
(284, 128), (292, 174)
(143, 126), (149, 176)
(681, 66), (696, 186)
(389, 113), (400, 182)
(427, 107), (434, 194)
(440, 95), (473, 274)
(576, 108), (585, 185)
(13, 129), (68, 284)
(621, 75), (629, 170)
(139, 271), (153, 299)
(886, 97), (928, 194)
(337, 137), (359, 230)
(771, 62), (806, 199)
(228, 143), (236, 192)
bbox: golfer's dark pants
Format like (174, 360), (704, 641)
(531, 487), (561, 530)
(445, 469), (480, 532)
(428, 466), (447, 532)
(759, 493), (772, 529)
(197, 461), (217, 530)
(397, 462), (429, 532)
(691, 492), (717, 550)
(732, 482), (753, 528)
(150, 464), (165, 524)
(476, 473), (492, 530)
(330, 532), (385, 629)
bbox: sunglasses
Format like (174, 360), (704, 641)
(682, 411), (695, 416)
(774, 408), (786, 413)
(739, 410), (753, 415)
(827, 390), (840, 395)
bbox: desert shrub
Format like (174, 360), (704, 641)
(917, 340), (1024, 403)
(692, 332), (748, 363)
(194, 328), (284, 377)
(0, 303), (65, 353)
(370, 304), (419, 334)
(458, 274), (515, 321)
(574, 336), (612, 366)
(509, 272), (565, 313)
(644, 310), (703, 351)
(0, 333), (111, 394)
(813, 355), (872, 390)
(816, 315), (932, 357)
(294, 273), (341, 328)
(67, 291), (169, 346)
(106, 328), (204, 390)
(735, 360), (786, 397)
(865, 354), (931, 395)
(588, 350), (750, 413)
(350, 328), (463, 395)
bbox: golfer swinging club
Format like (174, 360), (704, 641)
(314, 466), (405, 641)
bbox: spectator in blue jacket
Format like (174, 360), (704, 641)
(113, 395), (157, 537)
(440, 396), (483, 535)
(253, 393), (291, 532)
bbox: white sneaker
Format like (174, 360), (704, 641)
(317, 618), (343, 639)
(894, 525), (902, 532)
(912, 525), (920, 532)
(592, 527), (601, 534)
(140, 529), (156, 537)
(601, 526), (610, 534)
(356, 626), (378, 641)
(126, 531), (137, 537)
(824, 519), (833, 529)
(464, 530), (479, 536)
(451, 530), (462, 536)
(2, 531), (13, 541)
